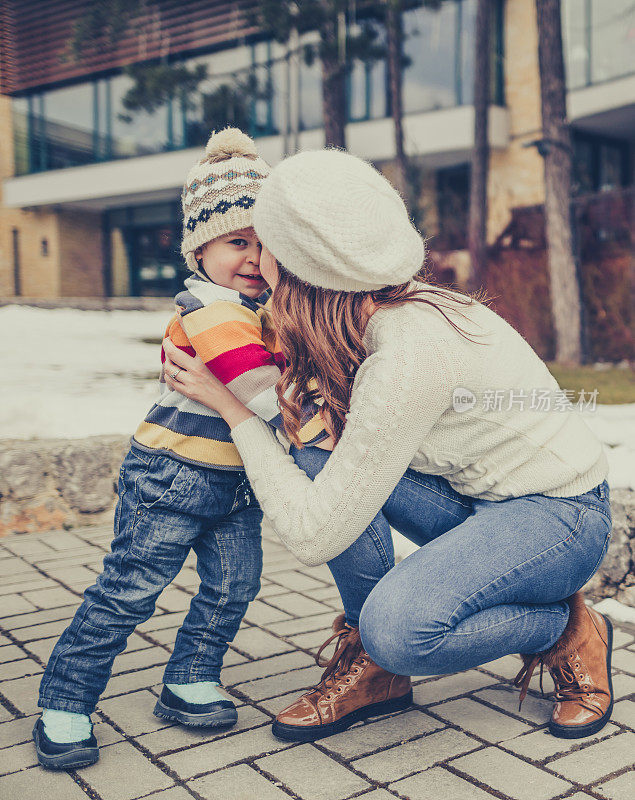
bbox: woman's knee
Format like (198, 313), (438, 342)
(358, 583), (414, 674)
(359, 576), (451, 676)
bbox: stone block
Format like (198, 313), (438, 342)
(0, 767), (88, 799)
(594, 771), (635, 800)
(160, 727), (292, 779)
(391, 765), (500, 800)
(98, 689), (168, 737)
(429, 696), (533, 742)
(266, 611), (338, 636)
(135, 706), (270, 755)
(188, 764), (290, 800)
(413, 670), (497, 705)
(0, 658), (43, 681)
(473, 685), (552, 726)
(81, 740), (173, 800)
(234, 665), (323, 702)
(353, 729), (480, 783)
(51, 437), (128, 514)
(503, 723), (620, 761)
(611, 699), (635, 729)
(452, 746), (571, 800)
(231, 627), (294, 659)
(548, 732), (635, 784)
(256, 744), (370, 800)
(265, 592), (332, 617)
(0, 446), (48, 500)
(320, 709), (443, 760)
(221, 650), (313, 686)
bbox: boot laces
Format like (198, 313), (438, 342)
(513, 651), (595, 712)
(513, 655), (544, 710)
(310, 624), (365, 700)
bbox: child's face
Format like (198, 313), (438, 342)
(194, 227), (268, 298)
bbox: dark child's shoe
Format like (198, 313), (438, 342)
(513, 591), (614, 739)
(272, 613), (413, 743)
(32, 717), (99, 770)
(153, 685), (237, 728)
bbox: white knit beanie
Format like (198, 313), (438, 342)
(181, 128), (270, 275)
(252, 149), (425, 292)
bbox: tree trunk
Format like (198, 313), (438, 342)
(536, 0), (582, 365)
(467, 0), (490, 293)
(385, 0), (410, 212)
(321, 8), (347, 148)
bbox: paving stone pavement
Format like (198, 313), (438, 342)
(0, 522), (634, 800)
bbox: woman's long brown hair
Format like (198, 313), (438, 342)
(272, 263), (495, 447)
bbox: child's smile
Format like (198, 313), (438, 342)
(195, 227), (268, 298)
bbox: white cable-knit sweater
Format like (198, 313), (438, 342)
(230, 284), (609, 566)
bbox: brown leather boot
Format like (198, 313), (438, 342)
(271, 613), (412, 742)
(513, 592), (613, 739)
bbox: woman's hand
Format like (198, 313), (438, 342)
(162, 338), (254, 428)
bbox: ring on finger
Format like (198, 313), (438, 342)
(170, 368), (183, 380)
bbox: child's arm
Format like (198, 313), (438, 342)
(171, 300), (328, 446)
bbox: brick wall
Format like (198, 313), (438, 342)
(58, 209), (104, 297)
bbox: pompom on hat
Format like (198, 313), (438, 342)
(252, 148), (425, 292)
(181, 128), (270, 275)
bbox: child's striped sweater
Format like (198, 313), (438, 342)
(133, 276), (326, 469)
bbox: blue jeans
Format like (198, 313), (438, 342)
(39, 446), (263, 715)
(291, 445), (612, 677)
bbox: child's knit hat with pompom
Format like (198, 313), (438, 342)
(181, 128), (270, 276)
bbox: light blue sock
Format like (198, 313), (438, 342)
(166, 681), (228, 704)
(41, 709), (92, 744)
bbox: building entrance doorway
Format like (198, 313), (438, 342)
(129, 224), (184, 296)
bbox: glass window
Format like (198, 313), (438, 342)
(108, 202), (184, 297)
(347, 19), (386, 121)
(252, 40), (286, 136)
(349, 60), (369, 121)
(572, 133), (629, 195)
(269, 41), (287, 136)
(591, 0), (635, 83)
(299, 33), (323, 130)
(437, 163), (469, 249)
(12, 97), (29, 176)
(183, 46), (255, 147)
(107, 73), (169, 159)
(599, 143), (625, 191)
(131, 224), (184, 296)
(402, 2), (458, 114)
(368, 55), (387, 119)
(252, 41), (272, 133)
(459, 0), (477, 105)
(562, 0), (589, 88)
(43, 83), (94, 170)
(170, 94), (185, 150)
(573, 137), (596, 195)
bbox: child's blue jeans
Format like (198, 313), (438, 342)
(38, 446), (263, 715)
(292, 445), (612, 678)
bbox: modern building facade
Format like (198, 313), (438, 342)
(0, 0), (633, 298)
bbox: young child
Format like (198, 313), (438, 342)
(33, 128), (327, 770)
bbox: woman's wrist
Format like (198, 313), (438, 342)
(221, 392), (255, 430)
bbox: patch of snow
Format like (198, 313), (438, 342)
(0, 305), (166, 440)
